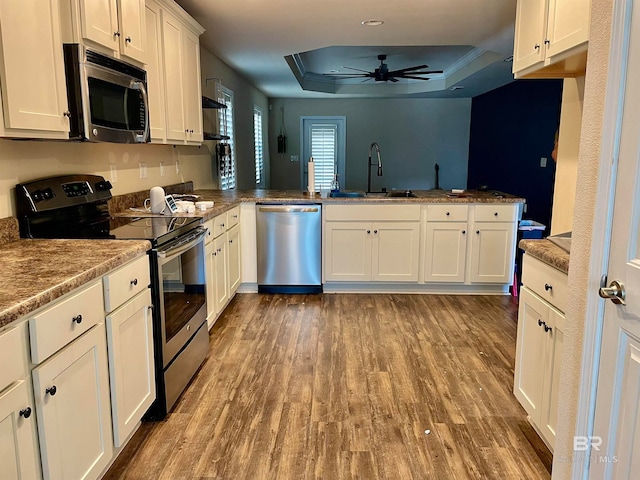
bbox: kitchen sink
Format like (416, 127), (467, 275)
(329, 191), (366, 198)
(386, 190), (418, 198)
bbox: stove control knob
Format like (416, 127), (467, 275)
(42, 188), (55, 200)
(95, 180), (112, 191)
(31, 190), (43, 202)
(93, 128), (98, 136)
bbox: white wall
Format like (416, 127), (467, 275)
(0, 140), (213, 218)
(268, 98), (472, 192)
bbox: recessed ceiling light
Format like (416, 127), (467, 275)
(504, 55), (514, 62)
(328, 70), (340, 73)
(362, 19), (384, 26)
(450, 86), (464, 91)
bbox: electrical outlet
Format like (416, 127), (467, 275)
(160, 161), (165, 177)
(139, 162), (147, 179)
(290, 155), (299, 162)
(175, 159), (180, 174)
(110, 164), (118, 183)
(540, 157), (548, 167)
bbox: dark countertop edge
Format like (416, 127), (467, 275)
(0, 240), (150, 330)
(519, 239), (570, 274)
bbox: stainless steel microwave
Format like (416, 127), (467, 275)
(63, 44), (150, 143)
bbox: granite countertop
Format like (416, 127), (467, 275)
(0, 238), (150, 329)
(114, 189), (525, 222)
(519, 239), (570, 274)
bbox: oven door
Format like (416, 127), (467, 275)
(81, 62), (150, 143)
(155, 227), (208, 367)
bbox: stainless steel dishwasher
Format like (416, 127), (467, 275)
(256, 203), (322, 293)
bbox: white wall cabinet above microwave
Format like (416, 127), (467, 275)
(0, 0), (70, 139)
(61, 0), (147, 64)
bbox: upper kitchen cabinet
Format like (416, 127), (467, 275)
(61, 0), (146, 64)
(0, 0), (70, 139)
(146, 0), (204, 145)
(513, 0), (590, 78)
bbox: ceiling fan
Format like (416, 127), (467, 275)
(324, 54), (443, 83)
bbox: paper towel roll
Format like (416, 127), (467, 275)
(307, 158), (315, 193)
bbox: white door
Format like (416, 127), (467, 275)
(372, 222), (420, 282)
(301, 117), (346, 191)
(590, 1), (640, 476)
(424, 222), (467, 283)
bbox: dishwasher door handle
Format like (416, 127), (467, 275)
(258, 205), (319, 213)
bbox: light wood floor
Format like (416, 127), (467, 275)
(104, 293), (552, 480)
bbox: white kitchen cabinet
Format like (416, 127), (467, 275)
(514, 254), (567, 451)
(0, 0), (70, 139)
(32, 324), (113, 480)
(424, 222), (468, 283)
(0, 323), (41, 480)
(151, 1), (203, 145)
(469, 205), (517, 284)
(74, 0), (146, 64)
(204, 207), (241, 329)
(513, 0), (590, 78)
(324, 204), (420, 283)
(144, 0), (166, 142)
(104, 256), (154, 448)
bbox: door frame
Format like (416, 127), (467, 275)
(299, 116), (346, 190)
(572, 0), (633, 477)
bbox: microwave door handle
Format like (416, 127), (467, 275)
(133, 80), (150, 142)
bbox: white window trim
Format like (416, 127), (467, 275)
(300, 116), (347, 191)
(254, 105), (264, 186)
(219, 87), (236, 190)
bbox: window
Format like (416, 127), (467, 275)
(301, 117), (346, 191)
(254, 106), (264, 185)
(218, 88), (236, 190)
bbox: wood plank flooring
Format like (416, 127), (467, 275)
(104, 293), (552, 480)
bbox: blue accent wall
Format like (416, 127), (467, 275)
(467, 79), (563, 231)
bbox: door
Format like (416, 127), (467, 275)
(213, 234), (228, 313)
(181, 27), (202, 141)
(512, 0), (547, 73)
(591, 1), (640, 476)
(301, 117), (346, 191)
(80, 0), (119, 52)
(324, 222), (372, 281)
(372, 222), (420, 282)
(469, 222), (516, 283)
(227, 225), (241, 295)
(118, 0), (146, 63)
(424, 222), (467, 283)
(161, 8), (185, 142)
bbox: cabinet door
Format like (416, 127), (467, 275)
(539, 306), (565, 451)
(79, 0), (119, 52)
(372, 222), (420, 282)
(161, 9), (185, 142)
(324, 222), (372, 282)
(0, 0), (69, 135)
(106, 289), (155, 447)
(514, 287), (548, 422)
(118, 0), (145, 63)
(512, 0), (547, 73)
(32, 324), (113, 480)
(227, 225), (241, 295)
(214, 234), (229, 314)
(469, 222), (516, 283)
(424, 222), (467, 283)
(181, 27), (203, 142)
(145, 0), (166, 142)
(545, 0), (590, 60)
(205, 240), (216, 329)
(0, 381), (41, 480)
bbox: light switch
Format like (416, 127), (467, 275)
(290, 155), (299, 162)
(540, 157), (547, 167)
(139, 162), (147, 179)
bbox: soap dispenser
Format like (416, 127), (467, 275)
(330, 174), (340, 193)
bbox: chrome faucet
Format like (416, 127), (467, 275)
(367, 142), (383, 193)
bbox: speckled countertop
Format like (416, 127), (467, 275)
(519, 239), (570, 274)
(0, 237), (150, 329)
(115, 189), (525, 221)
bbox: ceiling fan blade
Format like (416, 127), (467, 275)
(398, 75), (432, 80)
(341, 66), (372, 73)
(404, 70), (444, 75)
(322, 73), (368, 77)
(389, 77), (399, 83)
(327, 75), (373, 80)
(388, 65), (428, 75)
(361, 77), (374, 83)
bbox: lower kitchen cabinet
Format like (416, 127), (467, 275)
(32, 324), (113, 480)
(105, 289), (155, 447)
(469, 222), (516, 283)
(371, 222), (420, 281)
(424, 222), (467, 283)
(0, 323), (40, 480)
(227, 224), (241, 294)
(324, 221), (372, 281)
(212, 233), (229, 313)
(514, 255), (567, 451)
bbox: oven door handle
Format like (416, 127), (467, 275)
(156, 227), (207, 260)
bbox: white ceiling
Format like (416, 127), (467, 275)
(175, 0), (518, 99)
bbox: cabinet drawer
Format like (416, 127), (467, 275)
(474, 204), (517, 222)
(0, 323), (28, 392)
(30, 281), (104, 364)
(426, 204), (468, 222)
(103, 255), (150, 313)
(325, 204), (421, 221)
(227, 206), (240, 228)
(522, 254), (568, 312)
(212, 212), (227, 238)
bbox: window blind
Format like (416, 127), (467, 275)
(219, 89), (236, 190)
(310, 124), (337, 190)
(254, 107), (264, 184)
